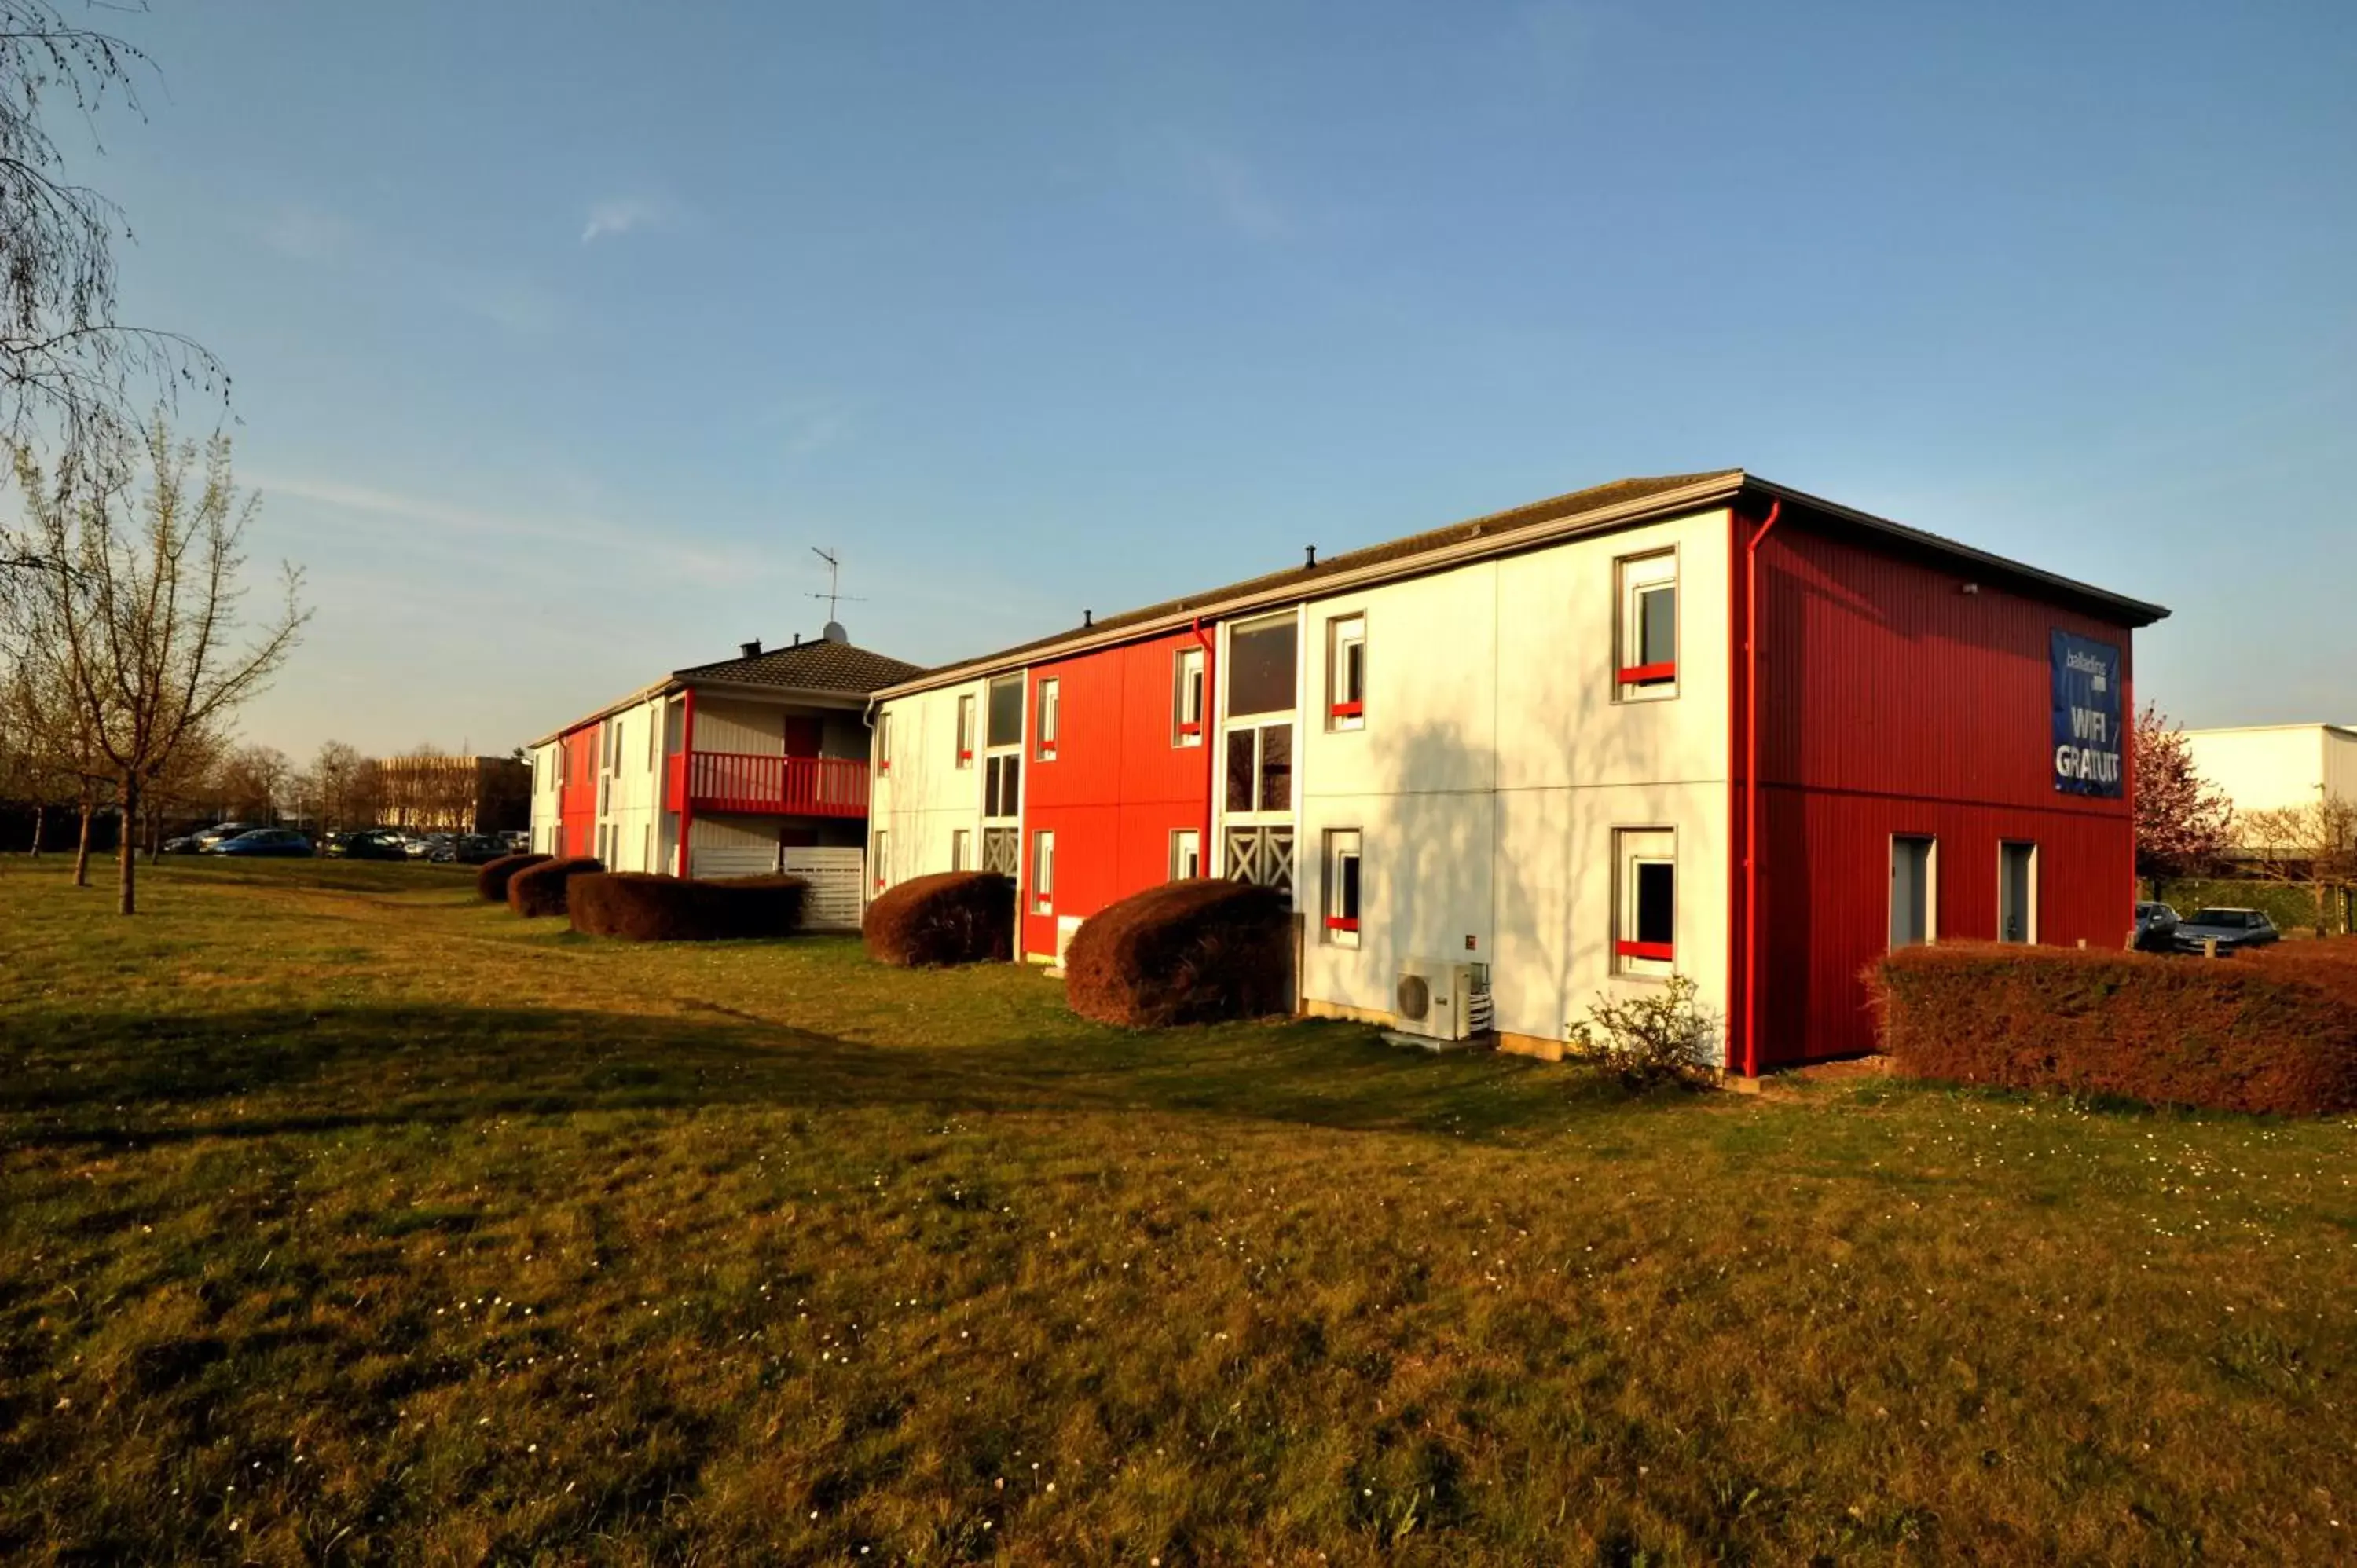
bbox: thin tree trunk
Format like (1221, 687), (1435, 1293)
(117, 775), (140, 916)
(72, 789), (93, 887)
(28, 801), (43, 857)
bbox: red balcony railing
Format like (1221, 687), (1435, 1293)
(681, 752), (869, 818)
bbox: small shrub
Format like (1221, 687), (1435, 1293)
(863, 872), (1016, 966)
(1064, 879), (1292, 1028)
(1872, 942), (2357, 1116)
(568, 872), (808, 941)
(507, 855), (604, 918)
(475, 852), (552, 903)
(1566, 974), (1721, 1086)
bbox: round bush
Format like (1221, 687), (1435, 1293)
(475, 852), (552, 903)
(507, 855), (604, 918)
(1064, 879), (1294, 1028)
(568, 872), (809, 941)
(863, 871), (1015, 966)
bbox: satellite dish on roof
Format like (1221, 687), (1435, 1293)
(823, 621), (848, 643)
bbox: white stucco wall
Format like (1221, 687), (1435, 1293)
(1296, 507), (1735, 1054)
(871, 680), (987, 885)
(2183, 725), (2357, 841)
(529, 742), (561, 854)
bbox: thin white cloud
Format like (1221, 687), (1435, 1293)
(250, 471), (751, 588)
(581, 196), (665, 244)
(258, 203), (559, 335)
(1170, 135), (1294, 243)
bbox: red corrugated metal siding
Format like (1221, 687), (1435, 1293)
(1739, 518), (2138, 1069)
(1022, 632), (1210, 957)
(559, 726), (600, 859)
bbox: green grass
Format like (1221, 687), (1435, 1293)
(2, 857), (2353, 1564)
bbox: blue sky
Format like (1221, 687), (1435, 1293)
(75, 0), (2357, 760)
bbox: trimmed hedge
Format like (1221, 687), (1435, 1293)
(475, 852), (552, 903)
(568, 872), (808, 941)
(1065, 879), (1293, 1028)
(1872, 941), (2357, 1116)
(863, 872), (1015, 966)
(507, 855), (604, 918)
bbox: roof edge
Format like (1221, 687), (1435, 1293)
(873, 471), (1752, 698)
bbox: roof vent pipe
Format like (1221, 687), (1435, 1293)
(1305, 544), (1317, 567)
(740, 639), (762, 658)
(792, 632), (801, 646)
(1083, 609), (1093, 628)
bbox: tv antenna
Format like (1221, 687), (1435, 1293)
(808, 546), (867, 640)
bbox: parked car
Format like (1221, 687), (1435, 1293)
(2132, 901), (2181, 952)
(323, 828), (408, 861)
(2172, 907), (2280, 954)
(203, 828), (313, 858)
(451, 834), (509, 865)
(404, 833), (449, 861)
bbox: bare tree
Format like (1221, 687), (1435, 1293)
(0, 3), (225, 474)
(1, 568), (108, 878)
(2242, 797), (2357, 937)
(214, 740), (288, 823)
(299, 738), (370, 831)
(4, 419), (302, 912)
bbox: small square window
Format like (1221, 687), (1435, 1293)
(1616, 553), (1678, 699)
(1324, 830), (1362, 946)
(1328, 615), (1365, 730)
(1175, 647), (1206, 746)
(1032, 830), (1055, 914)
(1615, 827), (1675, 976)
(1037, 678), (1060, 760)
(1170, 828), (1201, 880)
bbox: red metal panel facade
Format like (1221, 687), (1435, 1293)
(1021, 631), (1212, 958)
(1732, 514), (2139, 1068)
(558, 724), (601, 859)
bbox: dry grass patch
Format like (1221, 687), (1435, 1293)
(1, 859), (2353, 1563)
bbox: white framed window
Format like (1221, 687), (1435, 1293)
(986, 674), (1025, 749)
(1999, 841), (2037, 943)
(1224, 722), (1293, 815)
(1169, 828), (1200, 881)
(984, 754), (1021, 819)
(1328, 614), (1365, 731)
(951, 828), (971, 872)
(1037, 678), (1060, 760)
(955, 694), (977, 767)
(876, 713), (893, 774)
(1614, 827), (1677, 977)
(871, 829), (889, 891)
(1032, 830), (1055, 914)
(1324, 829), (1362, 946)
(1174, 646), (1206, 746)
(1890, 834), (1937, 948)
(1615, 551), (1679, 700)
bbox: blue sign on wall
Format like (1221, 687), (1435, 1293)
(2051, 629), (2124, 797)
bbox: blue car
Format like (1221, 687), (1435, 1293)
(203, 828), (314, 858)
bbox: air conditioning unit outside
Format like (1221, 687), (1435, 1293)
(1391, 958), (1494, 1043)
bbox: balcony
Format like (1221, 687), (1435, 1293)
(665, 751), (870, 819)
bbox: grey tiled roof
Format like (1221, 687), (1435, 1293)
(673, 638), (924, 695)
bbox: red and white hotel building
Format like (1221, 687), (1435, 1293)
(867, 470), (2166, 1073)
(528, 631), (920, 926)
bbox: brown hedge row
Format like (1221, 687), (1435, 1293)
(506, 855), (604, 918)
(863, 872), (1015, 966)
(1871, 941), (2357, 1116)
(568, 872), (808, 941)
(1065, 878), (1293, 1028)
(475, 852), (552, 903)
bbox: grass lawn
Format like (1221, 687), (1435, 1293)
(2, 859), (2352, 1565)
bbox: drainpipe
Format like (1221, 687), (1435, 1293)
(678, 686), (698, 877)
(1743, 500), (1783, 1079)
(1191, 617), (1216, 874)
